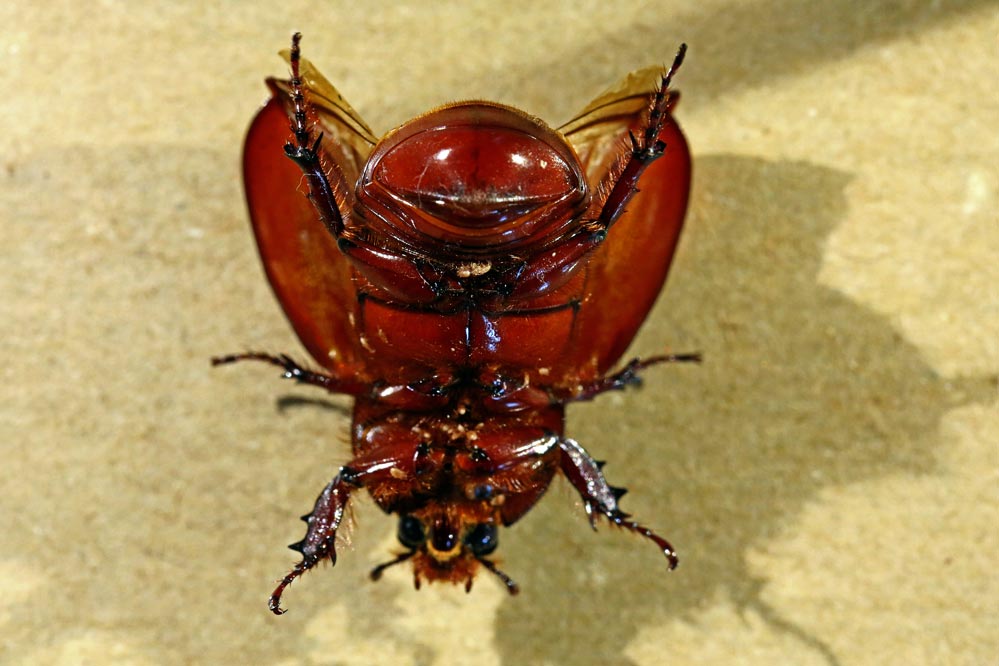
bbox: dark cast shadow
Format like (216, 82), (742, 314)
(488, 154), (993, 666)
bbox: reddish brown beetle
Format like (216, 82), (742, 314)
(215, 34), (695, 614)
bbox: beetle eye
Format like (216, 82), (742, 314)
(397, 515), (426, 549)
(472, 484), (495, 500)
(464, 523), (498, 556)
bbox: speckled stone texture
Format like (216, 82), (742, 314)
(2, 2), (996, 664)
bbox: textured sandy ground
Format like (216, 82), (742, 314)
(2, 2), (997, 665)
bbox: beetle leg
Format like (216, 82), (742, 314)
(271, 444), (418, 614)
(558, 438), (678, 569)
(554, 352), (701, 404)
(501, 231), (597, 300)
(455, 429), (559, 476)
(283, 34), (353, 241)
(586, 44), (686, 234)
(269, 472), (353, 615)
(211, 352), (370, 396)
(340, 240), (442, 302)
(501, 46), (687, 304)
(284, 38), (444, 304)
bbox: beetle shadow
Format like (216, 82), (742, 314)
(275, 393), (351, 417)
(507, 0), (989, 123)
(488, 155), (992, 665)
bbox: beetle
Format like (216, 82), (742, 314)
(215, 33), (695, 614)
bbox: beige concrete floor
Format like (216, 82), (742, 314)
(2, 2), (997, 664)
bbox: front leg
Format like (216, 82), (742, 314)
(270, 442), (419, 614)
(269, 471), (355, 614)
(558, 438), (678, 569)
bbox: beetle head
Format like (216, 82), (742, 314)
(357, 103), (588, 257)
(371, 508), (518, 594)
